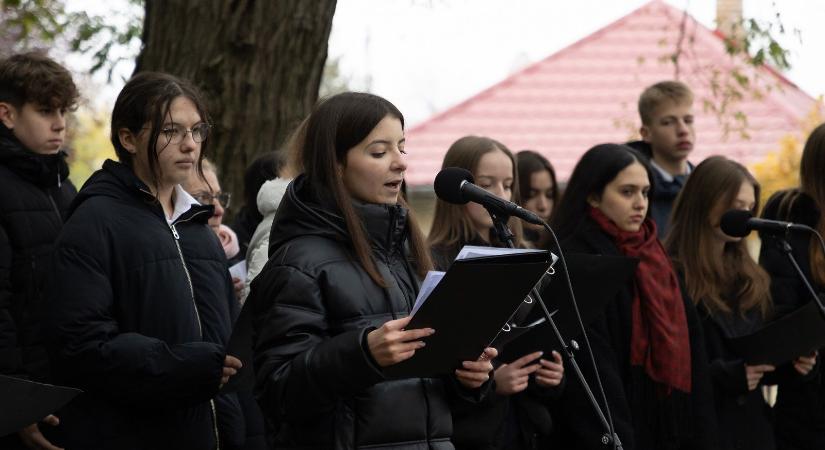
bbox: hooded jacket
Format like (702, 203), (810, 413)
(44, 159), (244, 450)
(242, 176), (292, 302)
(249, 174), (458, 449)
(0, 124), (76, 383)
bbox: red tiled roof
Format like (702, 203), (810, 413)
(404, 0), (820, 187)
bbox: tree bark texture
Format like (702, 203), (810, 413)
(135, 0), (336, 214)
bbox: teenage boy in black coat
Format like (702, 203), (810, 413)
(0, 51), (79, 450)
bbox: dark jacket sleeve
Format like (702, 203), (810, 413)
(682, 297), (720, 450)
(46, 243), (225, 408)
(252, 263), (385, 424)
(558, 309), (637, 450)
(0, 223), (22, 377)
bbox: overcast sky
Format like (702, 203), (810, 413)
(64, 0), (825, 126)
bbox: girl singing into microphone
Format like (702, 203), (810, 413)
(666, 156), (815, 450)
(429, 136), (564, 450)
(550, 143), (717, 450)
(759, 123), (825, 450)
(248, 93), (495, 450)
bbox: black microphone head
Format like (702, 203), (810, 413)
(720, 209), (753, 238)
(434, 167), (474, 205)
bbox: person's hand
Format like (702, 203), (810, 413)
(793, 351), (817, 376)
(456, 347), (497, 389)
(232, 276), (243, 302)
(745, 364), (775, 390)
(367, 316), (435, 367)
(220, 355), (243, 387)
(18, 415), (63, 450)
(535, 350), (565, 387)
(494, 351), (542, 395)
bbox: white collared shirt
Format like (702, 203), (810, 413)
(166, 185), (201, 224)
(650, 159), (691, 183)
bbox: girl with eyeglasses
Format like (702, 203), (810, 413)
(248, 92), (496, 450)
(183, 158), (240, 262)
(427, 136), (564, 450)
(44, 72), (249, 450)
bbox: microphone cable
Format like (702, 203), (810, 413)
(544, 222), (619, 450)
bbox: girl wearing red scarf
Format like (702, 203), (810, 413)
(549, 144), (717, 450)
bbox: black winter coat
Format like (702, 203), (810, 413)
(760, 190), (825, 450)
(696, 303), (777, 450)
(552, 218), (718, 450)
(44, 160), (244, 450)
(0, 125), (75, 449)
(0, 124), (75, 383)
(250, 175), (466, 450)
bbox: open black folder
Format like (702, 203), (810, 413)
(497, 253), (639, 363)
(383, 249), (553, 379)
(728, 300), (825, 365)
(0, 375), (81, 437)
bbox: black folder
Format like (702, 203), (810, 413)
(383, 250), (552, 379)
(728, 300), (825, 365)
(0, 375), (81, 437)
(497, 253), (639, 363)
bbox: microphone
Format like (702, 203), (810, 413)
(720, 209), (810, 238)
(434, 167), (544, 225)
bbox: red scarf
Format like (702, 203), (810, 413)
(588, 207), (692, 394)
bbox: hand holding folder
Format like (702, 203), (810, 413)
(0, 375), (81, 437)
(383, 247), (553, 379)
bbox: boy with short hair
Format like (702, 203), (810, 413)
(630, 80), (696, 237)
(0, 51), (79, 449)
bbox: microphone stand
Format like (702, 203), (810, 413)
(776, 231), (825, 321)
(488, 211), (623, 449)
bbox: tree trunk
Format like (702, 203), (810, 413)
(135, 0), (336, 217)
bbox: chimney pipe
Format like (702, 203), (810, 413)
(716, 0), (743, 38)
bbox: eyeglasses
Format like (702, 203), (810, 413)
(192, 191), (231, 208)
(144, 123), (211, 144)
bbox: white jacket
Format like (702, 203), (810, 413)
(242, 177), (292, 303)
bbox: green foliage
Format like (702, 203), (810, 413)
(666, 4), (800, 140)
(1, 0), (144, 79)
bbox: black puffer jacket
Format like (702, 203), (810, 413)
(760, 190), (825, 450)
(0, 124), (76, 383)
(250, 175), (461, 449)
(44, 160), (244, 450)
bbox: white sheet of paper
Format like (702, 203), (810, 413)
(409, 246), (558, 318)
(454, 245), (559, 266)
(229, 260), (247, 282)
(411, 270), (445, 316)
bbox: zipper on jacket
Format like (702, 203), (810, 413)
(169, 219), (220, 449)
(169, 223), (202, 338)
(46, 190), (62, 222)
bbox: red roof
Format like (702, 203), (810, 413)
(404, 0), (819, 187)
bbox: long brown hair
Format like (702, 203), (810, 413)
(665, 156), (772, 317)
(300, 92), (432, 286)
(428, 136), (525, 253)
(798, 123), (825, 286)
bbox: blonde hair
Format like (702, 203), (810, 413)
(638, 80), (694, 125)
